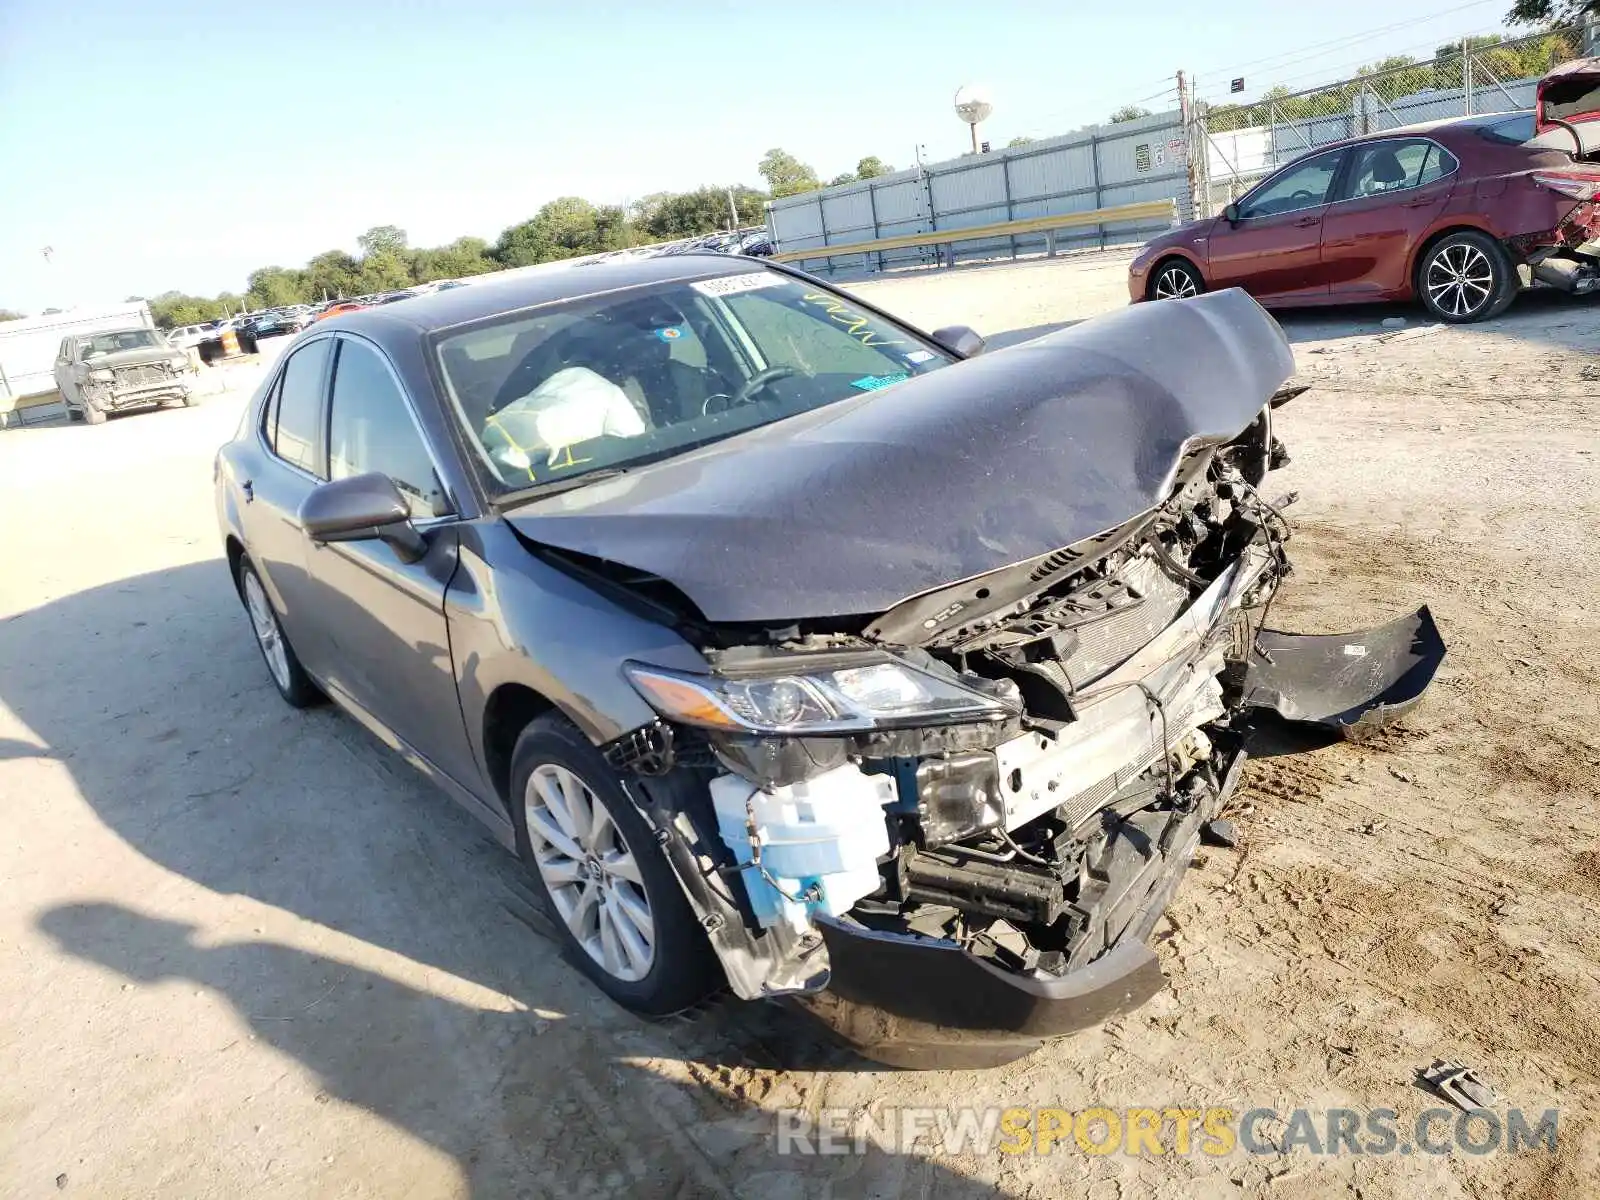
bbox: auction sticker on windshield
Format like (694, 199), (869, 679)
(691, 272), (787, 297)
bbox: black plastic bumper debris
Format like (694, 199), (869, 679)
(1241, 605), (1446, 739)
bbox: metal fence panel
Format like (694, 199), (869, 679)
(766, 109), (1188, 275)
(1192, 26), (1581, 216)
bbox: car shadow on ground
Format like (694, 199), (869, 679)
(8, 559), (1002, 1194)
(1268, 286), (1600, 350)
(38, 900), (996, 1197)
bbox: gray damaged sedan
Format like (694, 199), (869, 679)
(215, 257), (1444, 1066)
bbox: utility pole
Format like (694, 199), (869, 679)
(1461, 36), (1473, 116)
(727, 187), (739, 231)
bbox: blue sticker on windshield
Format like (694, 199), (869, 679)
(655, 326), (683, 342)
(850, 372), (910, 391)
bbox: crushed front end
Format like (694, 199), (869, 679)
(606, 399), (1444, 1067)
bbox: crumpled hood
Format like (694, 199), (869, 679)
(83, 347), (183, 371)
(504, 287), (1295, 624)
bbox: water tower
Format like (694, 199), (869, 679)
(953, 85), (994, 154)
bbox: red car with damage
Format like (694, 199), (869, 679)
(1128, 105), (1600, 323)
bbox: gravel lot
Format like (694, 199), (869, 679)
(2, 265), (1598, 1199)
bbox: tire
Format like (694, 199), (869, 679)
(182, 391), (200, 407)
(82, 402), (106, 425)
(1149, 258), (1205, 301)
(237, 559), (322, 707)
(509, 713), (721, 1015)
(1416, 230), (1516, 324)
(66, 406), (83, 423)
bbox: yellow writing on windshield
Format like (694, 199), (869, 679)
(801, 292), (906, 349)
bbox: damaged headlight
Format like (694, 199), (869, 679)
(88, 369), (115, 382)
(624, 658), (1017, 734)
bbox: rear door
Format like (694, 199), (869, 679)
(1208, 148), (1346, 301)
(1321, 138), (1459, 298)
(239, 335), (336, 672)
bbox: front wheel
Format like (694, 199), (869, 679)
(82, 401), (106, 425)
(1149, 258), (1205, 301)
(1417, 231), (1516, 323)
(510, 714), (721, 1015)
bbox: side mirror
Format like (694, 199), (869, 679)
(299, 472), (426, 562)
(1223, 203), (1241, 225)
(930, 324), (986, 358)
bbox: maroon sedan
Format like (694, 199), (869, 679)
(1128, 111), (1600, 322)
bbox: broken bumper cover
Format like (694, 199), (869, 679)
(1241, 606), (1446, 738)
(793, 766), (1232, 1069)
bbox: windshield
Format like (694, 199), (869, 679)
(434, 270), (956, 493)
(83, 330), (163, 357)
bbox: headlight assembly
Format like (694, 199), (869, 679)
(624, 657), (1018, 735)
(88, 369), (115, 382)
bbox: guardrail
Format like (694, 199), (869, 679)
(770, 199), (1178, 269)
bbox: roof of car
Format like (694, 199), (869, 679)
(318, 253), (767, 339)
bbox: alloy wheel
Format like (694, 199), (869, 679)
(524, 763), (656, 982)
(1153, 265), (1199, 300)
(243, 571), (291, 692)
(1425, 243), (1494, 319)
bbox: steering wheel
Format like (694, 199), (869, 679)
(704, 365), (799, 415)
(1288, 189), (1315, 205)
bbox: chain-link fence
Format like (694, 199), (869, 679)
(1189, 27), (1583, 217)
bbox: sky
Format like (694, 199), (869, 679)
(0, 0), (1531, 311)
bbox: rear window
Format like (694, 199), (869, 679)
(1478, 113), (1536, 144)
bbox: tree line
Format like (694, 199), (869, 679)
(33, 147), (888, 330)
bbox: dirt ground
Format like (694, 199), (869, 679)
(2, 262), (1598, 1199)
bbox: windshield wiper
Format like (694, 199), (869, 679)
(499, 466), (630, 504)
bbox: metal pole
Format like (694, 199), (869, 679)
(1002, 156), (1016, 259)
(866, 183), (884, 273)
(1090, 133), (1103, 250)
(1462, 37), (1472, 116)
(727, 188), (738, 231)
(969, 122), (978, 154)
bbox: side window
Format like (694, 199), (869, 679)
(1239, 151), (1343, 219)
(326, 340), (450, 519)
(1418, 143), (1458, 185)
(1344, 140), (1435, 198)
(271, 338), (331, 475)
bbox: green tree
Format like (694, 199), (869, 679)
(410, 236), (496, 282)
(0, 309), (25, 322)
(633, 187), (767, 240)
(1505, 0), (1595, 22)
(358, 250), (414, 293)
(1109, 104), (1153, 123)
(828, 172), (857, 186)
(855, 155), (892, 178)
(303, 251), (362, 300)
(356, 225), (408, 257)
(1007, 136), (1035, 148)
(758, 147), (821, 197)
(245, 266), (307, 309)
(493, 197), (625, 266)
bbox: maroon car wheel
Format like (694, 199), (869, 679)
(1417, 231), (1516, 324)
(1150, 259), (1204, 301)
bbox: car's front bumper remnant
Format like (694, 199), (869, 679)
(790, 749), (1248, 1069)
(1240, 606), (1446, 739)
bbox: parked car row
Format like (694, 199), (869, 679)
(1131, 69), (1600, 324)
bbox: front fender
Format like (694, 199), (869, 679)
(448, 519), (710, 789)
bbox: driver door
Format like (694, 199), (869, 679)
(1208, 148), (1347, 302)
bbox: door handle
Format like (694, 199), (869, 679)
(241, 479), (254, 503)
(1293, 216), (1321, 227)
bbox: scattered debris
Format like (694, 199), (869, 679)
(56, 1174), (67, 1190)
(1358, 820), (1388, 835)
(1202, 818), (1241, 848)
(1388, 766), (1413, 783)
(1419, 1059), (1501, 1111)
(1381, 316), (1408, 329)
(1379, 323), (1445, 344)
